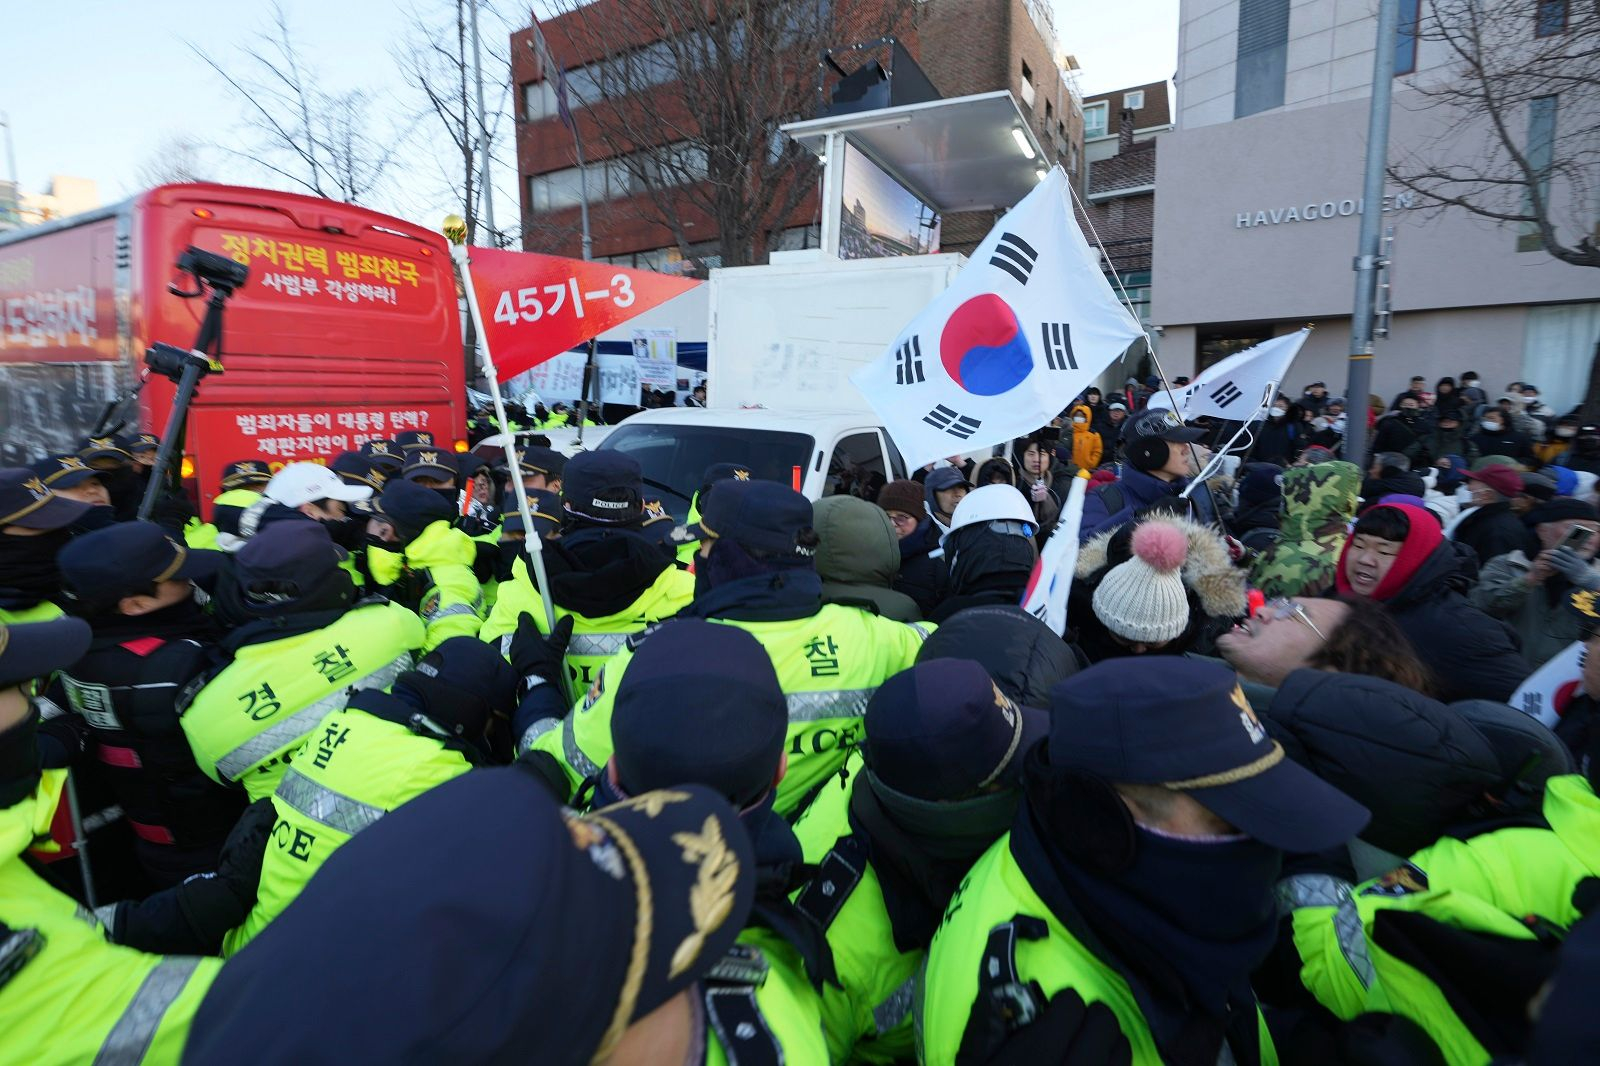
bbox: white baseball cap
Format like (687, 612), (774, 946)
(266, 463), (373, 508)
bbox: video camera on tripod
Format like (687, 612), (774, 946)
(135, 246), (250, 520)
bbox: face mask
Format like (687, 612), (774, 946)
(1073, 418), (1087, 426)
(1268, 409), (1285, 420)
(1558, 427), (1578, 439)
(1482, 419), (1501, 432)
(1400, 409), (1417, 421)
(1457, 485), (1474, 505)
(1463, 379), (1478, 388)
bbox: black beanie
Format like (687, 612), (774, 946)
(1528, 498), (1599, 527)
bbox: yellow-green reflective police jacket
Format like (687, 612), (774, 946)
(1286, 774), (1600, 1065)
(368, 521), (485, 652)
(920, 833), (1279, 1066)
(180, 601), (423, 802)
(482, 554), (694, 699)
(0, 771), (221, 1065)
(790, 754), (919, 1064)
(700, 927), (831, 1066)
(222, 704), (472, 956)
(529, 606), (931, 817)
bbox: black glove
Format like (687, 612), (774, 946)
(35, 713), (91, 769)
(509, 613), (574, 697)
(980, 987), (1131, 1066)
(110, 798), (276, 955)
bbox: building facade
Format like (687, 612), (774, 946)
(511, 0), (1082, 269)
(1077, 82), (1172, 327)
(1151, 0), (1599, 412)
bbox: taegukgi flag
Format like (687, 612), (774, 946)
(1148, 329), (1310, 421)
(851, 167), (1145, 469)
(1511, 638), (1587, 729)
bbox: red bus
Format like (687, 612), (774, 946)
(0, 183), (466, 513)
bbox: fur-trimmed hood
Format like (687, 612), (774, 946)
(1076, 512), (1248, 620)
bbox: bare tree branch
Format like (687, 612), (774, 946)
(194, 1), (414, 205)
(1388, 0), (1600, 269)
(525, 0), (916, 269)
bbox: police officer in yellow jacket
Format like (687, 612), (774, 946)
(182, 522), (424, 803)
(364, 478), (485, 651)
(791, 659), (1045, 1064)
(184, 461), (273, 551)
(0, 614), (221, 1064)
(519, 479), (930, 817)
(1282, 742), (1598, 1063)
(581, 619), (833, 1065)
(222, 636), (516, 955)
(0, 467), (92, 626)
(920, 658), (1370, 1066)
(485, 451), (693, 710)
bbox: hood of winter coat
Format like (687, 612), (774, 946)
(1278, 461), (1361, 542)
(917, 604), (1082, 705)
(1268, 670), (1498, 856)
(1076, 512), (1248, 619)
(813, 495), (901, 588)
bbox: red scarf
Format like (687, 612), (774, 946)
(1334, 503), (1443, 601)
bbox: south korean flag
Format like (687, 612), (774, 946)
(852, 167), (1145, 469)
(1148, 329), (1310, 421)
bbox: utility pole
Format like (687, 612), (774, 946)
(0, 112), (19, 226)
(468, 0), (496, 242)
(1344, 0), (1401, 465)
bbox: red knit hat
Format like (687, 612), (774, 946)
(1334, 502), (1443, 601)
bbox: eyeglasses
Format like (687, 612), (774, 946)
(1258, 598), (1326, 642)
(886, 512), (918, 530)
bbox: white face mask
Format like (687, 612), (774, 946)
(1073, 418), (1087, 426)
(1558, 427), (1578, 439)
(1457, 485), (1474, 505)
(1481, 419), (1501, 432)
(1463, 379), (1478, 388)
(1269, 408), (1286, 419)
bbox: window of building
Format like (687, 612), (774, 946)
(1536, 0), (1568, 37)
(1046, 99), (1054, 120)
(1394, 0), (1421, 75)
(1084, 101), (1109, 139)
(522, 80), (556, 121)
(1518, 94), (1559, 251)
(1123, 89), (1145, 111)
(823, 432), (887, 500)
(1235, 0), (1290, 118)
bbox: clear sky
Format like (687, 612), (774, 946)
(1, 0), (1179, 226)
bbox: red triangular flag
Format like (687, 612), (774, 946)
(466, 247), (700, 379)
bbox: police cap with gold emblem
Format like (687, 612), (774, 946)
(0, 467), (91, 530)
(183, 770), (755, 1064)
(29, 454), (101, 491)
(1045, 658), (1369, 851)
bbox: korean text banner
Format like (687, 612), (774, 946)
(466, 247), (700, 380)
(851, 167), (1145, 469)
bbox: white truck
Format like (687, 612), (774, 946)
(598, 252), (966, 519)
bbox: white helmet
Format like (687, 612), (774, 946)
(948, 483), (1036, 534)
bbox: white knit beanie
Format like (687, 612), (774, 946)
(1092, 521), (1191, 644)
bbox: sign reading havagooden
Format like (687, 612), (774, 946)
(1234, 191), (1417, 229)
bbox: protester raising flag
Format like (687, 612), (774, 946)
(851, 167), (1145, 468)
(1148, 328), (1310, 421)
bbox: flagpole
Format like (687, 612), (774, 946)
(1180, 384), (1274, 500)
(447, 235), (560, 637)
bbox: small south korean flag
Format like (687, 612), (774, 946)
(852, 166), (1146, 469)
(1148, 329), (1310, 421)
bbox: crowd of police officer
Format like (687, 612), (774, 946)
(2, 421), (1600, 1065)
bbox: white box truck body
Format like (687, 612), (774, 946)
(600, 252), (965, 517)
